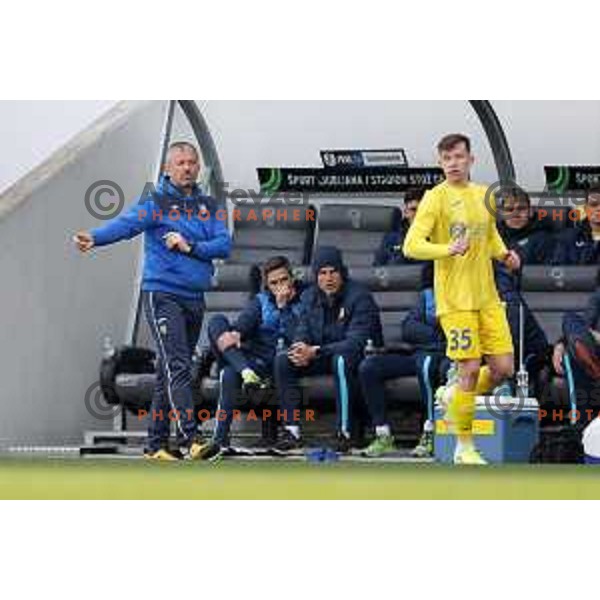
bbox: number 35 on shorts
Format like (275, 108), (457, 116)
(448, 328), (473, 352)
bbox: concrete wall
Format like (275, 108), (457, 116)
(0, 101), (166, 446)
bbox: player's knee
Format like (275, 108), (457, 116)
(458, 360), (481, 389)
(491, 359), (514, 381)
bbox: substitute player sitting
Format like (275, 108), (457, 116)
(403, 134), (521, 465)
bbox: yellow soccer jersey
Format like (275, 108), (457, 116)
(403, 181), (508, 316)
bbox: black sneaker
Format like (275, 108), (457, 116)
(273, 429), (304, 454)
(334, 432), (352, 454)
(220, 446), (254, 458)
(196, 442), (224, 462)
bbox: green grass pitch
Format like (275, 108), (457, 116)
(1, 458), (600, 499)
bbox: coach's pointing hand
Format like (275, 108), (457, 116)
(74, 231), (95, 253)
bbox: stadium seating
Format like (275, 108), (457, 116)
(227, 201), (316, 266)
(521, 265), (597, 342)
(313, 204), (402, 267)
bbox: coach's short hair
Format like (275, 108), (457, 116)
(168, 141), (200, 160)
(437, 133), (471, 155)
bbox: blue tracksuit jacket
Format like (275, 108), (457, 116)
(91, 176), (231, 299)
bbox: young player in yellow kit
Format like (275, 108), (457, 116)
(403, 134), (521, 465)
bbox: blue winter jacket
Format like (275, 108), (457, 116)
(293, 280), (384, 363)
(401, 289), (446, 353)
(233, 282), (306, 361)
(91, 176), (231, 299)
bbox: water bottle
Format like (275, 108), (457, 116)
(365, 339), (376, 357)
(276, 337), (287, 354)
(516, 369), (530, 400)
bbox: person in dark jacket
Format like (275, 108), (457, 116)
(495, 264), (550, 398)
(373, 189), (424, 266)
(273, 246), (383, 452)
(553, 284), (600, 424)
(498, 189), (555, 265)
(359, 263), (450, 458)
(74, 142), (231, 462)
(206, 256), (304, 455)
(553, 189), (600, 265)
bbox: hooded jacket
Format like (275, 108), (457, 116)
(294, 247), (384, 362)
(91, 176), (231, 299)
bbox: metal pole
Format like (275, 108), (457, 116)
(126, 100), (176, 347)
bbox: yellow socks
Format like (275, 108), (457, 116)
(447, 387), (476, 435)
(475, 366), (494, 395)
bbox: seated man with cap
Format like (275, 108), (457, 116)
(274, 246), (383, 453)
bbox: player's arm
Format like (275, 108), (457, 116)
(403, 192), (452, 261)
(489, 221), (509, 261)
(489, 217), (521, 271)
(487, 193), (515, 262)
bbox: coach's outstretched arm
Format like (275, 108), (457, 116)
(94, 199), (159, 247)
(74, 197), (158, 252)
(403, 193), (453, 260)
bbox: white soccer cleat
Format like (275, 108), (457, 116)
(454, 447), (488, 465)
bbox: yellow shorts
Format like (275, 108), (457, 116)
(439, 304), (514, 361)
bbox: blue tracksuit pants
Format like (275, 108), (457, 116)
(143, 291), (204, 452)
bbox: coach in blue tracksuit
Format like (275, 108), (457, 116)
(207, 256), (305, 453)
(74, 142), (231, 461)
(274, 246), (383, 453)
